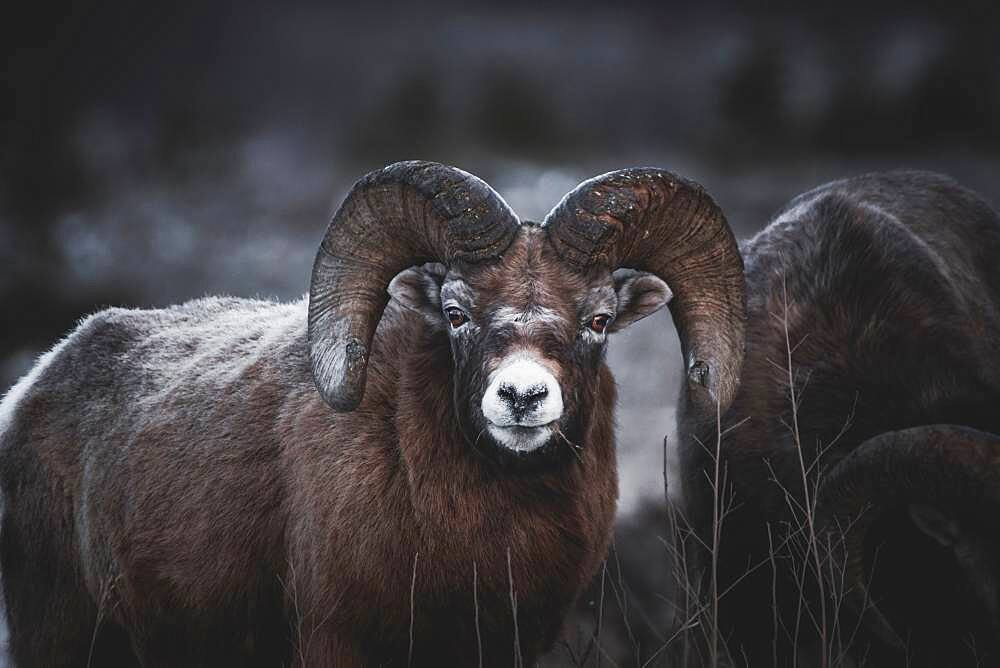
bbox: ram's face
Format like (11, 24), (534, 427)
(390, 225), (671, 456)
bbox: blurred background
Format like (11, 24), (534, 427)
(3, 1), (999, 664)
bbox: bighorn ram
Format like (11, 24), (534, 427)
(677, 171), (1000, 666)
(0, 161), (744, 665)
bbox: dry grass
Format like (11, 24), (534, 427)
(86, 573), (122, 668)
(551, 275), (889, 668)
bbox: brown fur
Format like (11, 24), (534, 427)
(0, 227), (650, 666)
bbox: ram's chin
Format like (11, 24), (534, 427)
(487, 424), (554, 453)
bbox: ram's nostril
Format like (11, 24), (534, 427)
(523, 385), (548, 403)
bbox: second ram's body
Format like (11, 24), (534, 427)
(678, 171), (1000, 666)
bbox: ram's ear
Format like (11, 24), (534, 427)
(388, 263), (446, 321)
(609, 272), (673, 332)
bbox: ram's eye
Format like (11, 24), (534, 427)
(588, 314), (612, 334)
(445, 307), (469, 329)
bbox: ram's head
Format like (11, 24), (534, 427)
(308, 161), (745, 456)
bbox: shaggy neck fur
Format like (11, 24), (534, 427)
(286, 304), (618, 665)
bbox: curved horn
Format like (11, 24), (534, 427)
(309, 161), (519, 410)
(543, 169), (745, 412)
(817, 425), (1000, 649)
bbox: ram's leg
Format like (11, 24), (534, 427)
(0, 492), (108, 665)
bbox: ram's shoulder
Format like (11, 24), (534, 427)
(0, 297), (308, 437)
(64, 297), (299, 358)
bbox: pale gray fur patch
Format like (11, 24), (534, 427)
(491, 306), (565, 327)
(440, 279), (476, 310)
(0, 336), (72, 438)
(586, 285), (617, 316)
(770, 194), (823, 226)
(25, 297), (310, 414)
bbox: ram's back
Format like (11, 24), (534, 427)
(701, 169), (1000, 505)
(1, 296), (311, 471)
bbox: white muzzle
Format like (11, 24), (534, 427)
(481, 354), (563, 452)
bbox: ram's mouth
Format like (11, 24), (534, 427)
(486, 421), (556, 453)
